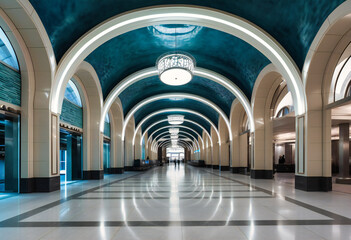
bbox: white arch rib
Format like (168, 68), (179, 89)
(148, 125), (203, 150)
(156, 134), (196, 152)
(136, 119), (213, 147)
(153, 132), (200, 152)
(99, 67), (254, 133)
(52, 6), (306, 121)
(130, 108), (220, 147)
(122, 93), (231, 141)
(151, 129), (202, 152)
(157, 134), (197, 150)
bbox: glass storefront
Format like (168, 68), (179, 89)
(103, 140), (110, 173)
(0, 111), (20, 192)
(60, 129), (82, 184)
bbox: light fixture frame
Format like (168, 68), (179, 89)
(157, 52), (195, 86)
(169, 128), (180, 135)
(168, 114), (184, 125)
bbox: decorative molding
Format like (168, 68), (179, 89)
(51, 114), (59, 175)
(0, 104), (21, 114)
(59, 122), (83, 133)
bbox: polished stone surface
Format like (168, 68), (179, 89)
(0, 165), (351, 239)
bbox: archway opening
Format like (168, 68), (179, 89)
(167, 146), (185, 165)
(272, 81), (296, 178)
(330, 66), (351, 184)
(103, 113), (111, 174)
(59, 80), (83, 184)
(0, 27), (20, 193)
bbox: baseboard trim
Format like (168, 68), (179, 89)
(20, 176), (60, 193)
(250, 169), (273, 179)
(83, 170), (104, 180)
(295, 175), (332, 191)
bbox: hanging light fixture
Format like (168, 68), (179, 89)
(156, 24), (195, 86)
(168, 115), (184, 125)
(169, 128), (179, 135)
(157, 53), (195, 86)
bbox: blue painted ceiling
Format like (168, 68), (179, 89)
(119, 75), (235, 117)
(85, 26), (269, 100)
(141, 112), (211, 134)
(29, 0), (345, 140)
(133, 98), (219, 128)
(148, 121), (203, 138)
(30, 0), (344, 70)
(152, 127), (198, 142)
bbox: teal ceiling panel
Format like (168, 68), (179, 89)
(147, 121), (203, 138)
(152, 127), (198, 141)
(141, 112), (212, 134)
(133, 98), (219, 128)
(85, 26), (269, 100)
(30, 0), (344, 70)
(119, 75), (235, 117)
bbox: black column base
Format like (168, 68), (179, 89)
(206, 164), (213, 168)
(20, 176), (60, 193)
(220, 166), (230, 171)
(295, 175), (332, 191)
(124, 166), (134, 171)
(107, 168), (125, 174)
(250, 170), (273, 179)
(212, 165), (219, 169)
(83, 170), (104, 180)
(231, 167), (248, 174)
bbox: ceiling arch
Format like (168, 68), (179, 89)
(149, 128), (202, 152)
(31, 0), (342, 70)
(140, 113), (211, 137)
(149, 131), (195, 148)
(50, 6), (307, 119)
(133, 108), (220, 145)
(154, 133), (199, 150)
(100, 67), (254, 133)
(132, 98), (219, 129)
(159, 139), (193, 151)
(159, 139), (193, 150)
(119, 75), (236, 117)
(86, 26), (269, 100)
(137, 119), (212, 147)
(148, 125), (204, 149)
(148, 121), (203, 142)
(122, 93), (230, 141)
(157, 133), (196, 147)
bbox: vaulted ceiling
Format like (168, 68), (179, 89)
(29, 0), (345, 147)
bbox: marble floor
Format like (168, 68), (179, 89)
(0, 165), (351, 240)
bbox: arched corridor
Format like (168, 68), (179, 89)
(1, 0), (351, 239)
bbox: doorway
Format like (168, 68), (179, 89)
(60, 128), (82, 184)
(103, 139), (110, 174)
(0, 111), (20, 192)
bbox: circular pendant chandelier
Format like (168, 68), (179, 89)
(168, 115), (184, 125)
(157, 52), (195, 86)
(169, 128), (179, 135)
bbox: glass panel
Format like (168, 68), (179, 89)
(0, 113), (20, 192)
(105, 113), (110, 123)
(64, 80), (82, 107)
(60, 150), (66, 175)
(103, 142), (110, 173)
(60, 131), (82, 183)
(0, 27), (19, 70)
